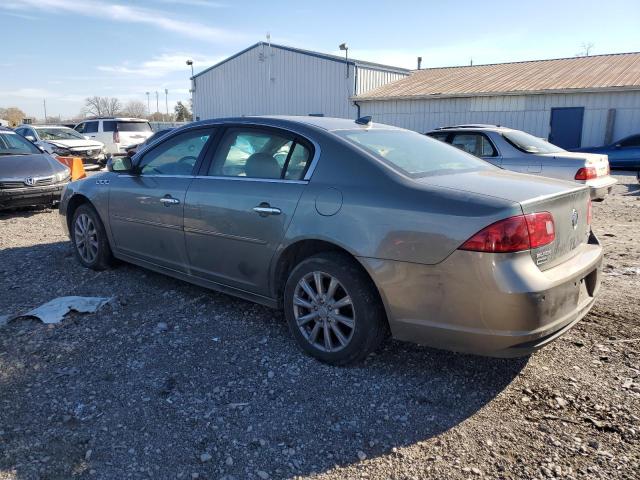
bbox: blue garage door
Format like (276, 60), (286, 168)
(549, 107), (584, 149)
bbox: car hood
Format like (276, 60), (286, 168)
(0, 153), (66, 178)
(414, 168), (585, 204)
(46, 139), (104, 149)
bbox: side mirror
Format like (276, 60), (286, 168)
(107, 155), (134, 173)
(25, 135), (36, 142)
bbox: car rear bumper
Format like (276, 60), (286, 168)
(359, 232), (603, 357)
(585, 176), (617, 200)
(0, 183), (66, 209)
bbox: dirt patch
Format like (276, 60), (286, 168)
(0, 173), (638, 479)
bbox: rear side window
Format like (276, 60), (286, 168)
(337, 129), (492, 178)
(209, 129), (312, 180)
(620, 135), (640, 147)
(84, 121), (98, 133)
(102, 121), (117, 132)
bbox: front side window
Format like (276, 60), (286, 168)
(336, 128), (492, 178)
(209, 129), (312, 180)
(0, 131), (42, 155)
(620, 135), (640, 148)
(450, 133), (497, 157)
(427, 132), (449, 142)
(502, 130), (564, 154)
(138, 128), (213, 176)
(75, 123), (85, 133)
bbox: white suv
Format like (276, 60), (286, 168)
(74, 118), (153, 157)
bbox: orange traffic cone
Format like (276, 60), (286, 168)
(56, 156), (86, 181)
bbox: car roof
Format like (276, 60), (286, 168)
(189, 115), (403, 132)
(82, 117), (149, 122)
(26, 124), (72, 129)
(428, 124), (514, 133)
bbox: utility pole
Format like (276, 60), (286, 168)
(145, 92), (150, 116)
(186, 59), (195, 121)
(155, 91), (159, 118)
(43, 98), (47, 123)
(165, 88), (169, 121)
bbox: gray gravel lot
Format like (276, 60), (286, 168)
(0, 173), (638, 480)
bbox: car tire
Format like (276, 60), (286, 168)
(71, 204), (113, 270)
(283, 252), (387, 366)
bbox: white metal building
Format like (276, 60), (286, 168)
(191, 42), (409, 121)
(355, 53), (640, 149)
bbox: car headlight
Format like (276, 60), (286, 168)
(55, 169), (71, 183)
(51, 146), (70, 156)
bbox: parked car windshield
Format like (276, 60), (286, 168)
(501, 130), (564, 154)
(335, 128), (493, 177)
(35, 127), (86, 141)
(0, 131), (41, 156)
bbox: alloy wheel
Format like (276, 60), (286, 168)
(74, 213), (99, 264)
(293, 271), (355, 352)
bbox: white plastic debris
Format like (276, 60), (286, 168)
(19, 296), (112, 324)
(0, 315), (10, 327)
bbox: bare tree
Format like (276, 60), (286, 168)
(82, 96), (122, 117)
(576, 42), (595, 57)
(0, 107), (27, 126)
(121, 100), (147, 118)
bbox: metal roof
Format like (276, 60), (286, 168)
(192, 42), (410, 79)
(355, 52), (640, 101)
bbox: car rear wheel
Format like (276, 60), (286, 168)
(71, 204), (113, 270)
(284, 252), (387, 365)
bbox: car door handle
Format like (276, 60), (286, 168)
(160, 196), (180, 206)
(253, 205), (281, 216)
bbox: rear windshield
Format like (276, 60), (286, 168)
(502, 130), (564, 154)
(36, 127), (85, 141)
(0, 131), (41, 156)
(335, 129), (493, 178)
(103, 121), (152, 133)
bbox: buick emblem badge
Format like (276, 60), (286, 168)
(571, 208), (579, 229)
(24, 177), (36, 186)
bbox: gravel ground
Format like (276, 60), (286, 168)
(0, 172), (638, 480)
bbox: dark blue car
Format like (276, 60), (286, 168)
(572, 133), (640, 169)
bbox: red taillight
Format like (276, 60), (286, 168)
(587, 199), (592, 225)
(575, 166), (597, 180)
(460, 212), (555, 253)
(113, 129), (120, 144)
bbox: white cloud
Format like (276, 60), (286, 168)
(0, 0), (246, 43)
(98, 52), (225, 78)
(157, 0), (226, 7)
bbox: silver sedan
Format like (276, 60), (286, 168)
(426, 125), (617, 200)
(59, 116), (603, 365)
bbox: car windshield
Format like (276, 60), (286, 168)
(35, 127), (85, 141)
(335, 128), (493, 178)
(118, 122), (152, 132)
(0, 131), (41, 156)
(501, 130), (564, 154)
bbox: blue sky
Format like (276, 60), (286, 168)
(1, 0), (638, 119)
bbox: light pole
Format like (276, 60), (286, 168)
(155, 91), (159, 119)
(339, 43), (349, 78)
(43, 98), (47, 123)
(186, 59), (195, 121)
(165, 88), (169, 121)
(145, 92), (150, 116)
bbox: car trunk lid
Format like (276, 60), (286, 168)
(520, 187), (591, 270)
(539, 151), (610, 177)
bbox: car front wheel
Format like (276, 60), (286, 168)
(71, 204), (113, 270)
(284, 252), (387, 365)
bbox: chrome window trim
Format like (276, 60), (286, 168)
(116, 173), (308, 185)
(133, 120), (321, 181)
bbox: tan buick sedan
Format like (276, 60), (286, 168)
(59, 116), (602, 365)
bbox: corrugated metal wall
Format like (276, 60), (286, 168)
(356, 68), (408, 96)
(192, 45), (408, 121)
(359, 90), (640, 147)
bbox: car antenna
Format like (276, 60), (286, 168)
(355, 116), (372, 126)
